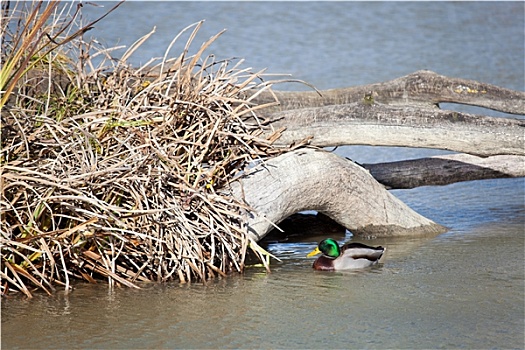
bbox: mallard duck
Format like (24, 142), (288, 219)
(306, 238), (385, 271)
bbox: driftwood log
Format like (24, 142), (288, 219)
(231, 70), (524, 240)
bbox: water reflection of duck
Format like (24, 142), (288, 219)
(306, 238), (385, 271)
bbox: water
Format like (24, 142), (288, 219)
(2, 2), (524, 349)
(77, 1), (524, 91)
(2, 217), (524, 349)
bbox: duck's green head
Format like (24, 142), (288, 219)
(307, 238), (341, 258)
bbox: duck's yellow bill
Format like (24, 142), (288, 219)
(307, 247), (321, 257)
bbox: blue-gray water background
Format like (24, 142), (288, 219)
(2, 2), (524, 349)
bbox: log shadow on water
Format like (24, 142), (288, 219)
(258, 212), (443, 265)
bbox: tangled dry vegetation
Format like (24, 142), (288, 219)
(1, 1), (293, 297)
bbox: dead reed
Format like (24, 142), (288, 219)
(1, 1), (289, 297)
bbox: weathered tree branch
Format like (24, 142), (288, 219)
(262, 103), (524, 156)
(254, 70), (525, 115)
(362, 154), (525, 189)
(231, 149), (447, 240)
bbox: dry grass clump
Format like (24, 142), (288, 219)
(1, 1), (287, 297)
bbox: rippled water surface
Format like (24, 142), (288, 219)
(2, 2), (524, 349)
(3, 216), (524, 349)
